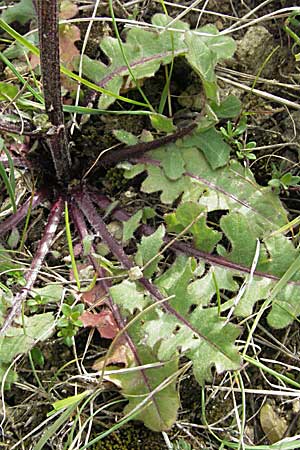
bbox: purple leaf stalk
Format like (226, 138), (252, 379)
(70, 203), (165, 420)
(0, 197), (63, 335)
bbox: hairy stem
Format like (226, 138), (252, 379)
(70, 203), (163, 417)
(0, 189), (46, 237)
(71, 203), (139, 349)
(75, 191), (227, 352)
(75, 191), (133, 269)
(0, 156), (30, 169)
(90, 191), (300, 286)
(36, 0), (71, 183)
(0, 197), (63, 335)
(0, 117), (41, 136)
(71, 204), (132, 340)
(99, 122), (197, 166)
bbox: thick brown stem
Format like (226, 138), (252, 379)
(36, 0), (71, 183)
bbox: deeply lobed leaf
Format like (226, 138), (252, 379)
(123, 140), (300, 330)
(76, 14), (236, 109)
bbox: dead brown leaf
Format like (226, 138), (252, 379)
(59, 24), (80, 70)
(59, 0), (79, 20)
(93, 343), (132, 371)
(80, 309), (119, 339)
(81, 282), (108, 306)
(30, 24), (80, 74)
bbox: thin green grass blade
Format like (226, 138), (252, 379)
(24, 50), (41, 93)
(0, 52), (44, 104)
(18, 192), (34, 252)
(64, 398), (125, 450)
(0, 19), (149, 108)
(52, 390), (92, 411)
(65, 202), (81, 291)
(158, 64), (173, 115)
(223, 439), (300, 449)
(33, 405), (78, 450)
(236, 372), (246, 450)
(108, 0), (154, 112)
(17, 98), (45, 109)
(158, 1), (174, 115)
(63, 68), (148, 108)
(0, 158), (16, 213)
(62, 105), (154, 115)
(28, 350), (44, 391)
(243, 252), (300, 357)
(212, 269), (221, 316)
(250, 46), (279, 92)
(244, 355), (300, 389)
(0, 19), (38, 54)
(270, 215), (300, 237)
(49, 358), (78, 385)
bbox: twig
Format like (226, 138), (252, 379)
(0, 118), (41, 137)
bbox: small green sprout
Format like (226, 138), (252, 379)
(56, 302), (84, 347)
(27, 294), (50, 313)
(5, 269), (25, 287)
(220, 117), (257, 161)
(268, 163), (300, 194)
(283, 12), (300, 62)
(173, 439), (194, 450)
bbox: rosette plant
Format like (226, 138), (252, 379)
(1, 0), (300, 439)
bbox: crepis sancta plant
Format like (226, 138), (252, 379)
(1, 0), (300, 437)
